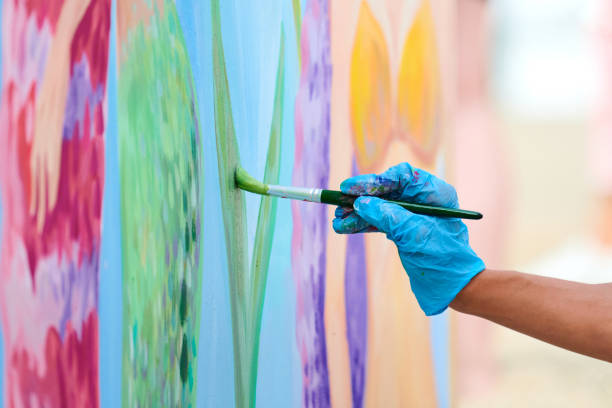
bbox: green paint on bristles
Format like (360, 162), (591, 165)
(235, 166), (269, 196)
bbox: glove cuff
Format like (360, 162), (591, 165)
(420, 259), (486, 316)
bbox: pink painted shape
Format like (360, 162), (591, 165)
(0, 1), (109, 406)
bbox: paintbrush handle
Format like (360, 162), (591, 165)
(320, 190), (483, 220)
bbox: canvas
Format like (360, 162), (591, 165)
(0, 0), (454, 406)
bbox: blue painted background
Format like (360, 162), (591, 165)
(98, 0), (122, 404)
(175, 1), (302, 405)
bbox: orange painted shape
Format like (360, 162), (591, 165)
(349, 1), (392, 172)
(397, 0), (440, 154)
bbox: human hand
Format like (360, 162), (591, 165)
(332, 162), (485, 315)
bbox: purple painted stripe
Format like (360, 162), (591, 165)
(344, 159), (367, 408)
(291, 0), (332, 407)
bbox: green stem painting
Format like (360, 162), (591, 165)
(211, 1), (286, 407)
(293, 0), (302, 63)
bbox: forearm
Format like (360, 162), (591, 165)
(451, 269), (612, 362)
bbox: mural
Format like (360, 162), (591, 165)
(327, 1), (451, 406)
(0, 0), (454, 407)
(292, 0), (332, 407)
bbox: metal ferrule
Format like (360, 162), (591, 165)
(266, 185), (322, 203)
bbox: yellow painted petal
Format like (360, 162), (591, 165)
(397, 0), (440, 156)
(349, 1), (392, 171)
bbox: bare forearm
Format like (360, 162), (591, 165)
(451, 269), (612, 362)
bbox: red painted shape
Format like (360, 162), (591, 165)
(0, 1), (110, 406)
(8, 312), (99, 408)
(9, 0), (111, 277)
(23, 0), (65, 31)
(71, 0), (110, 89)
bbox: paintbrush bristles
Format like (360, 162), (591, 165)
(235, 166), (269, 195)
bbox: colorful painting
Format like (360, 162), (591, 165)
(0, 0), (454, 407)
(327, 1), (450, 406)
(116, 1), (203, 406)
(0, 0), (109, 406)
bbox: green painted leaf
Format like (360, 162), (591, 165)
(248, 27), (286, 404)
(211, 1), (250, 407)
(211, 2), (287, 407)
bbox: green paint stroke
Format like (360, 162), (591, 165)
(211, 1), (250, 407)
(211, 1), (285, 406)
(117, 2), (203, 407)
(292, 0), (301, 63)
(248, 28), (285, 405)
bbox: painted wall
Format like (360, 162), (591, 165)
(0, 0), (454, 406)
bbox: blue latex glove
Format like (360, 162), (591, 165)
(333, 162), (485, 316)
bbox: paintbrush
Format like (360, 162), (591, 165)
(235, 166), (482, 220)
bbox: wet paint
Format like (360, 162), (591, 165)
(235, 167), (270, 196)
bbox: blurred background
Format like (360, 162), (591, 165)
(453, 0), (612, 406)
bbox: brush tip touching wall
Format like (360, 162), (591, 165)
(235, 166), (269, 195)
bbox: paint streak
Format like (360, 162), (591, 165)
(117, 2), (202, 406)
(0, 0), (109, 406)
(344, 160), (368, 408)
(211, 1), (286, 406)
(292, 0), (332, 406)
(293, 0), (302, 64)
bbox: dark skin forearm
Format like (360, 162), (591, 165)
(450, 269), (612, 363)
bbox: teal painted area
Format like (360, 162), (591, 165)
(430, 312), (450, 408)
(99, 0), (122, 405)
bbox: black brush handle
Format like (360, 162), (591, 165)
(320, 190), (483, 220)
